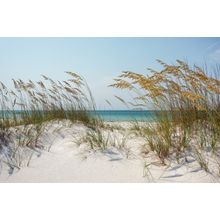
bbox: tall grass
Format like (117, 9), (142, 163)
(0, 72), (99, 173)
(110, 60), (220, 173)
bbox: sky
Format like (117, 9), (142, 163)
(0, 37), (220, 109)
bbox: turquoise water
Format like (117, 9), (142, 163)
(89, 110), (156, 121)
(0, 110), (156, 122)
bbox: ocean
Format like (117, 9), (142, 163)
(89, 110), (156, 121)
(0, 110), (157, 122)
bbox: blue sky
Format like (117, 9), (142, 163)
(0, 37), (220, 109)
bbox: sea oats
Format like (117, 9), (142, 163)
(10, 90), (18, 97)
(110, 80), (133, 90)
(65, 71), (82, 80)
(207, 84), (220, 94)
(147, 68), (158, 74)
(169, 81), (181, 93)
(12, 79), (18, 89)
(64, 81), (71, 87)
(0, 82), (7, 90)
(193, 72), (209, 82)
(41, 75), (49, 80)
(64, 87), (77, 94)
(49, 94), (58, 101)
(181, 91), (204, 102)
(114, 95), (127, 105)
(37, 81), (46, 89)
(156, 59), (169, 68)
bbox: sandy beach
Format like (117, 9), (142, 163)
(0, 121), (219, 183)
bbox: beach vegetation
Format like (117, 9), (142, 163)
(0, 72), (100, 173)
(110, 60), (220, 174)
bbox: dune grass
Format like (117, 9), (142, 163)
(0, 72), (100, 173)
(1, 60), (220, 178)
(110, 60), (220, 174)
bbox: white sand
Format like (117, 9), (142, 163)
(0, 121), (219, 183)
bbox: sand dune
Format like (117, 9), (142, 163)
(0, 121), (219, 183)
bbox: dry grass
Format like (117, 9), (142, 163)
(2, 60), (220, 178)
(110, 60), (220, 174)
(0, 72), (100, 174)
